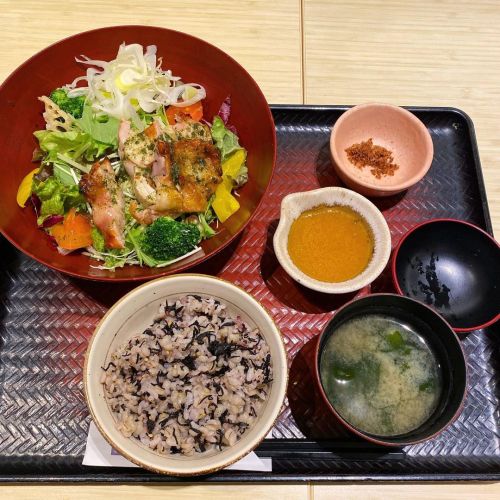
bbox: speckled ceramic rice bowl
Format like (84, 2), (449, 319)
(84, 274), (288, 476)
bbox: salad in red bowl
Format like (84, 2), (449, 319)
(18, 43), (248, 271)
(0, 26), (276, 280)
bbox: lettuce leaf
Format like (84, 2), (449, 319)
(211, 116), (243, 161)
(34, 105), (119, 176)
(32, 176), (85, 222)
(127, 226), (159, 267)
(76, 104), (120, 146)
(34, 129), (109, 162)
(91, 227), (106, 252)
(137, 106), (168, 127)
(53, 161), (80, 185)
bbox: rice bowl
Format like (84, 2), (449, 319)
(84, 274), (288, 475)
(102, 294), (273, 456)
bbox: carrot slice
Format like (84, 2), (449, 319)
(50, 208), (93, 250)
(165, 101), (204, 125)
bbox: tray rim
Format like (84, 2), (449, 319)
(1, 472), (500, 483)
(0, 104), (497, 484)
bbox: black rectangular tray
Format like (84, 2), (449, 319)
(1, 105), (498, 482)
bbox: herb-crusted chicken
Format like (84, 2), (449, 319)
(173, 139), (222, 212)
(119, 117), (222, 224)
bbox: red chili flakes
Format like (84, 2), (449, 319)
(345, 138), (399, 179)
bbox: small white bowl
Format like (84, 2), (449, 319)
(84, 274), (288, 476)
(273, 187), (391, 294)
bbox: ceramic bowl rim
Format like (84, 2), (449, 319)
(330, 102), (434, 192)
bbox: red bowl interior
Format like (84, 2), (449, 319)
(0, 26), (276, 281)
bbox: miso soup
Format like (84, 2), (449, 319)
(320, 314), (442, 436)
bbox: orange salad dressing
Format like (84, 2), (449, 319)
(287, 204), (374, 283)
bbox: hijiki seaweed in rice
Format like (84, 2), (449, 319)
(101, 294), (272, 456)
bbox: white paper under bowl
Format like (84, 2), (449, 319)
(84, 274), (288, 476)
(273, 187), (392, 294)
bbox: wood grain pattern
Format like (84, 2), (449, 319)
(304, 0), (500, 236)
(314, 482), (500, 500)
(2, 481), (500, 499)
(0, 0), (302, 104)
(0, 484), (309, 500)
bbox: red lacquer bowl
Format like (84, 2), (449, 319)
(314, 294), (467, 447)
(0, 26), (276, 281)
(392, 219), (500, 332)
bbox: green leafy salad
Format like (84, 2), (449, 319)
(17, 43), (247, 270)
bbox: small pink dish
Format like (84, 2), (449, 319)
(330, 103), (434, 197)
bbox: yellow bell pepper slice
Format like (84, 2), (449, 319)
(212, 175), (240, 223)
(213, 150), (246, 223)
(16, 167), (40, 208)
(222, 149), (246, 179)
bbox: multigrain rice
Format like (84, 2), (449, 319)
(101, 294), (272, 456)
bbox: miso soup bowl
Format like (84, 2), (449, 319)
(314, 294), (467, 447)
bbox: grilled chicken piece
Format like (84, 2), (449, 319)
(122, 123), (157, 169)
(80, 158), (125, 249)
(119, 116), (212, 178)
(120, 120), (173, 205)
(174, 139), (222, 211)
(118, 116), (222, 224)
(133, 169), (157, 207)
(120, 116), (210, 163)
(118, 120), (134, 177)
(131, 140), (171, 208)
(119, 119), (167, 175)
(152, 175), (183, 213)
(129, 201), (162, 226)
(129, 139), (222, 224)
(172, 117), (212, 142)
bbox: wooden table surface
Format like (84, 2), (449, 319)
(1, 0), (499, 498)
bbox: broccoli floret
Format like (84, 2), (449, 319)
(142, 217), (201, 261)
(50, 88), (86, 119)
(49, 88), (69, 104)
